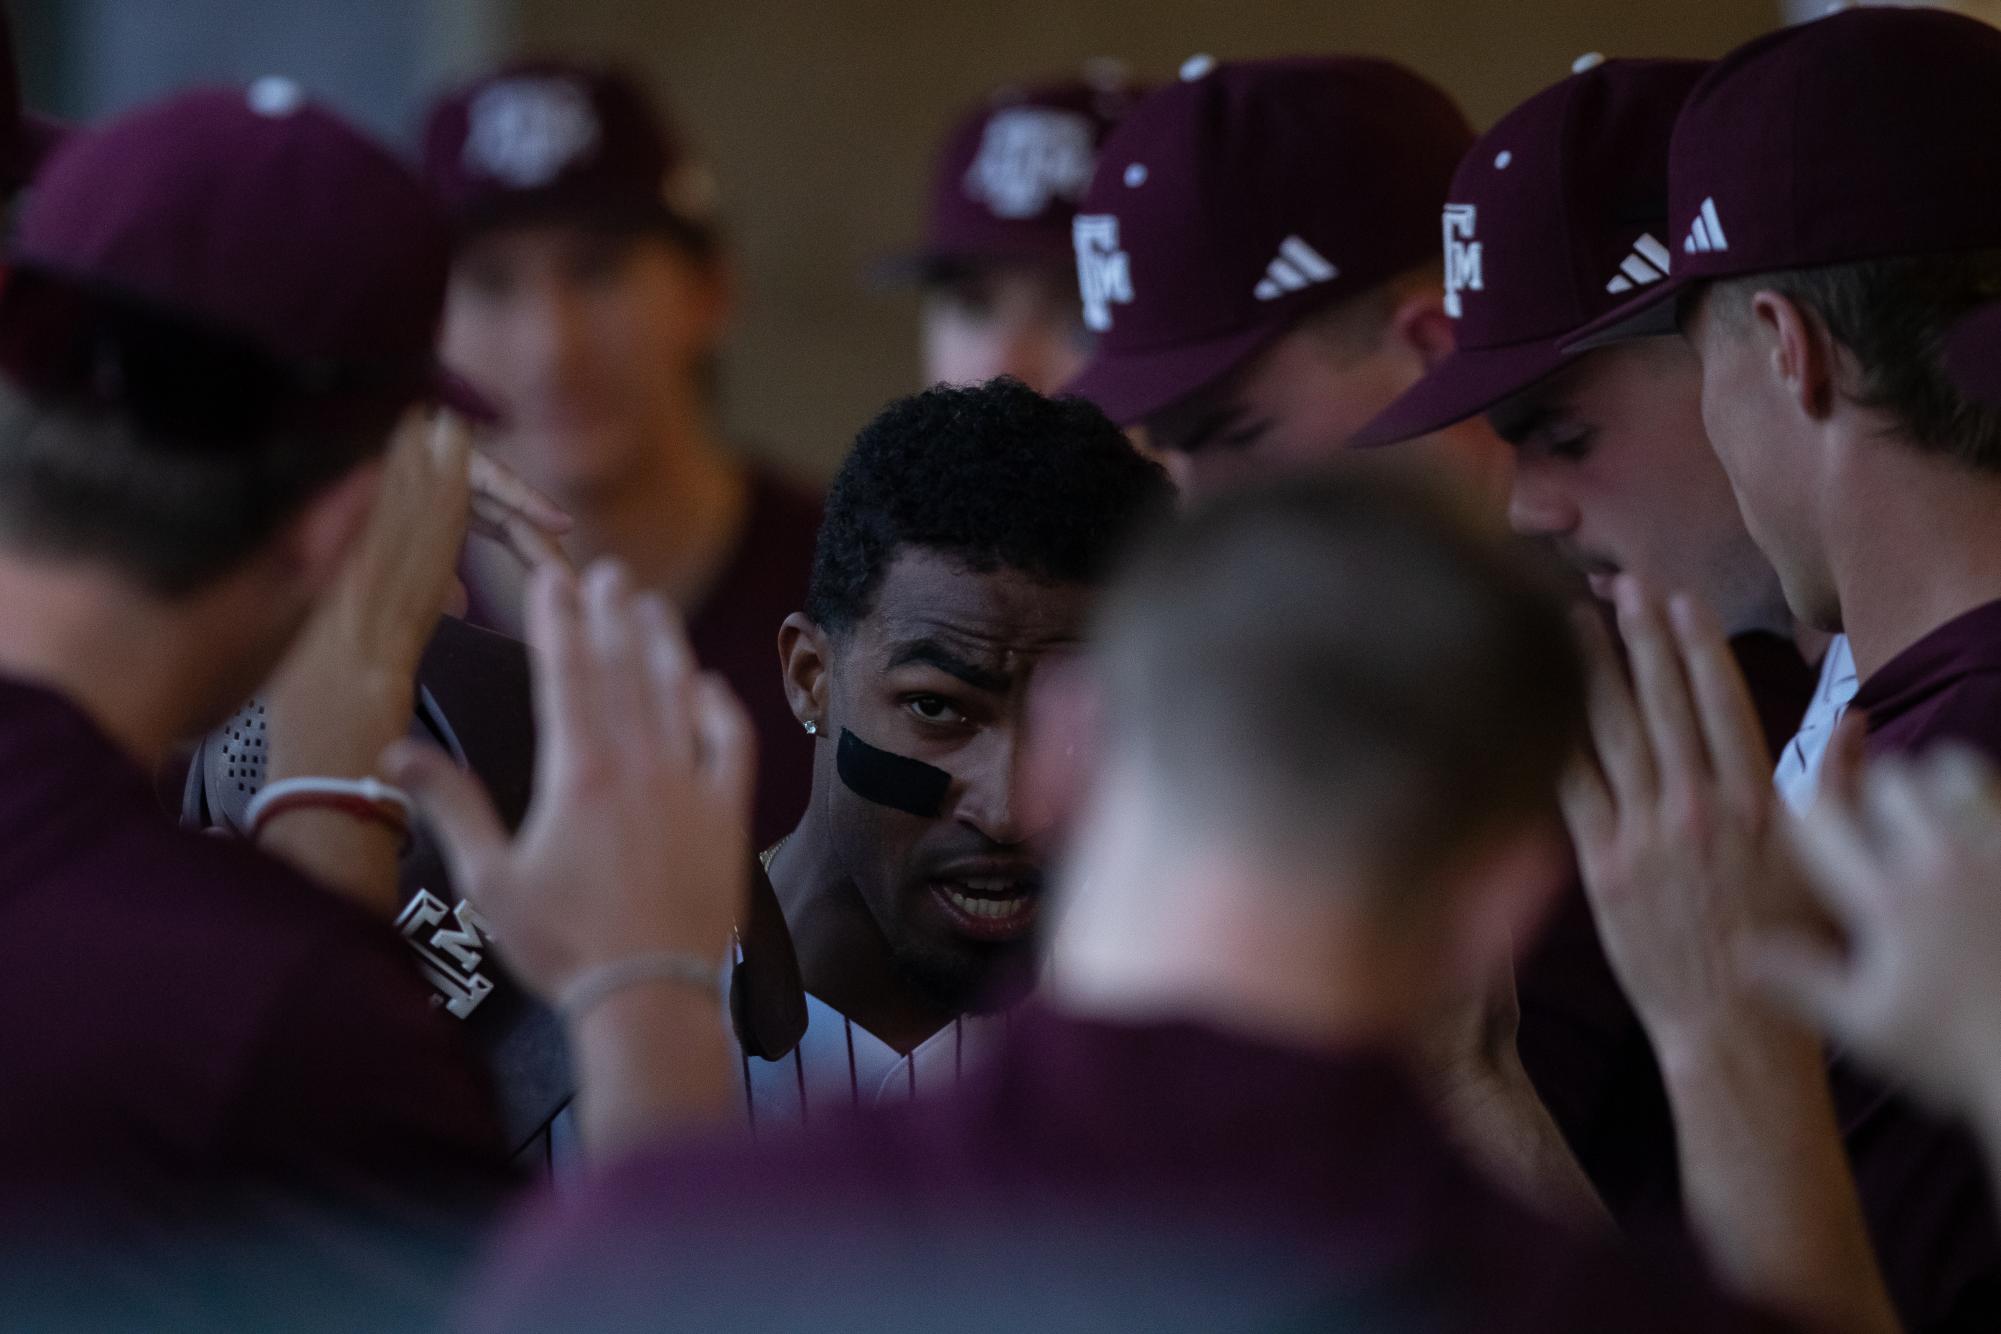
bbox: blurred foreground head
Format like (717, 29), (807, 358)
(1054, 471), (1586, 1033)
(0, 82), (458, 722)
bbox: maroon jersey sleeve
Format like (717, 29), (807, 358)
(224, 920), (516, 1199)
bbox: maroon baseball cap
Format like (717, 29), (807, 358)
(1061, 55), (1472, 428)
(1352, 57), (1706, 448)
(887, 66), (1141, 280)
(422, 59), (715, 242)
(1565, 6), (2001, 351)
(0, 80), (482, 422)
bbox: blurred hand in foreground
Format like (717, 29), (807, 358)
(386, 559), (753, 1003)
(1753, 734), (2001, 1122)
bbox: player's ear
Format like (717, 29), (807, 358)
(778, 612), (832, 734)
(1387, 287), (1456, 372)
(1750, 288), (1839, 422)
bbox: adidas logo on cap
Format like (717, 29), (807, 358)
(1253, 235), (1338, 301)
(1683, 196), (1729, 255)
(1605, 233), (1672, 294)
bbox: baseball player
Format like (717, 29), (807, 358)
(1545, 9), (2001, 1329)
(740, 376), (1171, 1126)
(0, 83), (515, 1327)
(423, 59), (823, 848)
(463, 470), (1802, 1334)
(886, 66), (1139, 393)
(1063, 55), (1509, 507)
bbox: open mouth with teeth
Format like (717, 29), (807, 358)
(929, 875), (1042, 942)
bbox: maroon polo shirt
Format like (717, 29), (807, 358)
(1856, 598), (2001, 761)
(0, 676), (514, 1327)
(466, 1009), (1793, 1333)
(687, 467), (823, 847)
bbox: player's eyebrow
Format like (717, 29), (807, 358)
(885, 638), (1012, 693)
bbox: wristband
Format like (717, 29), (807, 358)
(558, 952), (729, 1024)
(246, 776), (416, 845)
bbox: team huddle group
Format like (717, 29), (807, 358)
(12, 2), (2001, 1331)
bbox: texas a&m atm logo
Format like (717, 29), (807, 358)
(1074, 213), (1134, 332)
(398, 889), (497, 1019)
(1441, 203), (1483, 319)
(964, 107), (1097, 220)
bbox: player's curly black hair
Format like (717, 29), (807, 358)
(806, 377), (1173, 633)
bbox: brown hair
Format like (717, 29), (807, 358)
(1709, 251), (2001, 471)
(1092, 470), (1584, 897)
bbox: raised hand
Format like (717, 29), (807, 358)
(468, 448), (572, 575)
(258, 411), (479, 911)
(1559, 580), (1809, 1044)
(386, 560), (755, 1153)
(1752, 739), (2001, 1123)
(1559, 577), (1898, 1334)
(387, 560), (754, 1001)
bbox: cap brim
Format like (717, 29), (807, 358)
(1060, 321), (1286, 428)
(1946, 301), (2001, 407)
(1557, 273), (1687, 354)
(1351, 337), (1571, 449)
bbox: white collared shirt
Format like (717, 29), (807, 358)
(1774, 634), (1859, 812)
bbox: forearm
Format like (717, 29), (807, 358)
(1437, 1050), (1613, 1231)
(257, 811), (404, 916)
(1656, 1012), (1900, 1334)
(567, 983), (738, 1162)
(261, 666), (414, 916)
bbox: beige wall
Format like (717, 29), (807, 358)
(513, 0), (1781, 480)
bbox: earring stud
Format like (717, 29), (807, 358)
(803, 720), (819, 735)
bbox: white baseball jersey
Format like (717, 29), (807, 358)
(1774, 634), (1858, 812)
(738, 992), (1009, 1132)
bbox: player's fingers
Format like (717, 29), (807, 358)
(1557, 751), (1616, 859)
(1859, 757), (1943, 878)
(1614, 577), (1708, 796)
(1870, 749), (2000, 879)
(1667, 593), (1773, 810)
(1787, 789), (1890, 926)
(468, 448), (572, 534)
(522, 563), (602, 773)
(472, 505), (575, 574)
(1912, 743), (2001, 860)
(580, 562), (658, 766)
(1817, 710), (1871, 810)
(426, 410), (475, 478)
(382, 738), (510, 907)
(634, 592), (698, 768)
(692, 672), (757, 816)
(1573, 604), (1657, 815)
(1737, 929), (1860, 1040)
